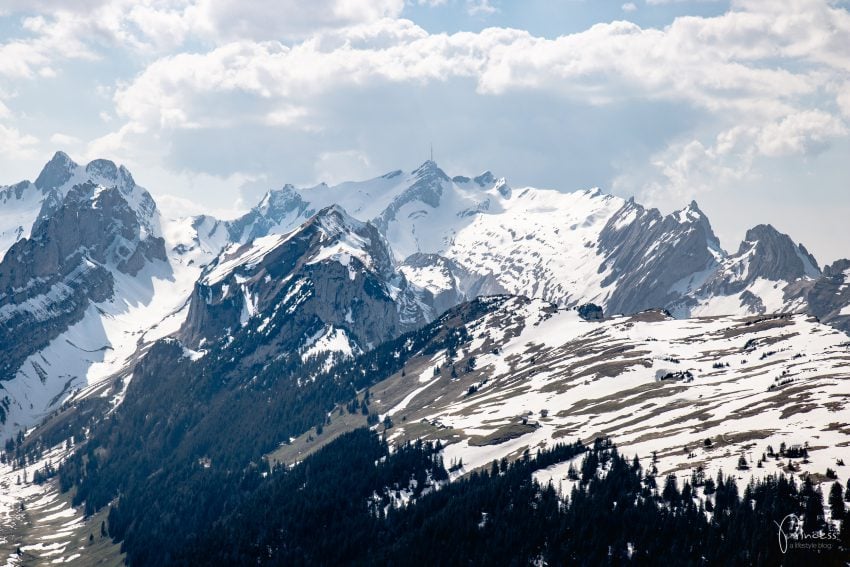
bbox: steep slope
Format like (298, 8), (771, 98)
(0, 152), (146, 260)
(179, 205), (430, 371)
(278, 296), (850, 486)
(0, 156), (209, 437)
(0, 181), (42, 260)
(227, 161), (734, 315)
(598, 199), (724, 314)
(227, 160), (850, 331)
(800, 259), (850, 334)
(672, 224), (822, 318)
(0, 151), (78, 259)
(0, 181), (164, 379)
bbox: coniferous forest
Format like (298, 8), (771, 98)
(90, 430), (850, 565)
(0, 291), (847, 567)
(39, 300), (850, 566)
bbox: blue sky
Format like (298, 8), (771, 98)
(0, 0), (848, 263)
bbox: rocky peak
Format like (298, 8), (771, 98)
(228, 184), (312, 243)
(675, 200), (723, 252)
(738, 224), (820, 281)
(23, 182), (167, 278)
(0, 175), (167, 384)
(181, 204), (428, 360)
(85, 158), (119, 180)
(411, 160), (450, 183)
(823, 259), (850, 278)
(374, 161), (452, 233)
(312, 204), (366, 235)
(677, 200), (705, 223)
(599, 198), (725, 314)
(473, 171), (495, 186)
(306, 205), (396, 279)
(34, 151), (78, 193)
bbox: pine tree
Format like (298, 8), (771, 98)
(801, 477), (825, 533)
(663, 474), (680, 503)
(829, 481), (845, 520)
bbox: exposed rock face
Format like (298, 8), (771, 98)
(34, 151), (76, 192)
(399, 252), (506, 317)
(0, 150), (168, 394)
(374, 160), (450, 233)
(227, 185), (314, 243)
(0, 181), (166, 383)
(791, 258), (850, 334)
(599, 199), (723, 315)
(211, 162), (850, 334)
(668, 223), (823, 317)
(707, 224), (821, 296)
(179, 206), (430, 366)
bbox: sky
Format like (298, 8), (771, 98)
(0, 0), (848, 263)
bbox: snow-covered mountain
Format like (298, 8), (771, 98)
(2, 152), (849, 565)
(0, 154), (208, 435)
(179, 205), (430, 373)
(225, 160), (850, 330)
(1, 151), (849, 438)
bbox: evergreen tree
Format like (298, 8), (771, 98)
(829, 481), (845, 520)
(662, 474), (680, 503)
(801, 477), (825, 533)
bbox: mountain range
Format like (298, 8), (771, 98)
(0, 152), (848, 565)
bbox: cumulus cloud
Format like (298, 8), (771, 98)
(108, 2), (848, 137)
(0, 0), (406, 55)
(188, 0), (405, 42)
(0, 123), (38, 157)
(49, 132), (81, 146)
(1, 0), (848, 224)
(837, 86), (850, 120)
(756, 110), (847, 157)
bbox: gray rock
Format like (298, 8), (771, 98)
(180, 205), (430, 360)
(0, 173), (167, 390)
(34, 151), (76, 193)
(599, 199), (722, 315)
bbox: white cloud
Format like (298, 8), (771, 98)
(467, 0), (497, 15)
(0, 0), (408, 85)
(154, 192), (245, 221)
(84, 121), (148, 163)
(622, 3), (638, 12)
(188, 0), (405, 42)
(756, 110), (847, 157)
(646, 0), (722, 3)
(108, 3), (848, 138)
(49, 132), (81, 146)
(0, 123), (38, 157)
(1, 0), (847, 229)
